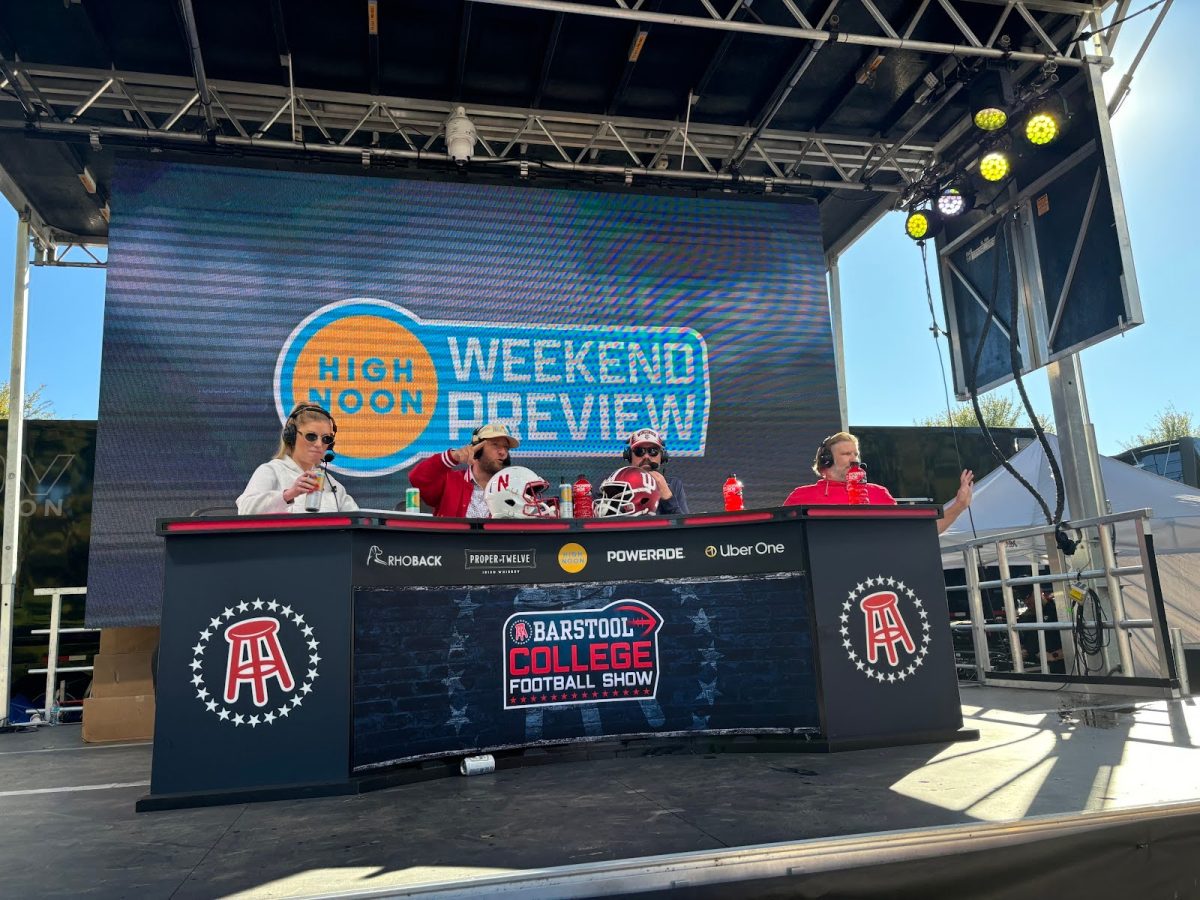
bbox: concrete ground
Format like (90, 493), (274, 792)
(1, 684), (1197, 899)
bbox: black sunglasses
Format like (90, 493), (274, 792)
(302, 432), (335, 446)
(632, 446), (661, 458)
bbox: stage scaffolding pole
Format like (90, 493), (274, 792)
(827, 253), (848, 431)
(0, 212), (30, 727)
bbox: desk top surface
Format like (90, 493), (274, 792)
(159, 505), (941, 536)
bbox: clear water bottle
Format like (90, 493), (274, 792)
(572, 474), (594, 518)
(847, 462), (869, 505)
(722, 474), (744, 511)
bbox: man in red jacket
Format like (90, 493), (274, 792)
(408, 423), (519, 518)
(784, 431), (972, 534)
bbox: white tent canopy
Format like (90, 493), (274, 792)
(941, 433), (1200, 542)
(940, 433), (1200, 677)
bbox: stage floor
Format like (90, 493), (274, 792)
(3, 685), (1199, 899)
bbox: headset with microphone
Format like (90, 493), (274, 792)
(471, 425), (513, 467)
(282, 404), (338, 449)
(814, 434), (861, 473)
(816, 436), (835, 471)
(622, 431), (670, 467)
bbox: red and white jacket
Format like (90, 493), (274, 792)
(408, 450), (481, 518)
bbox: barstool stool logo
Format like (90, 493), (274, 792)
(190, 599), (320, 726)
(841, 576), (932, 684)
(503, 600), (662, 709)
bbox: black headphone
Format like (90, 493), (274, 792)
(282, 404), (337, 448)
(623, 435), (669, 465)
(816, 435), (836, 470)
(471, 426), (513, 467)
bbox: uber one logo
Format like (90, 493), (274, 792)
(705, 541), (786, 559)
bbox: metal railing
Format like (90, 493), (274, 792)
(27, 587), (96, 724)
(942, 509), (1183, 696)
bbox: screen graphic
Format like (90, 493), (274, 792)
(90, 160), (836, 625)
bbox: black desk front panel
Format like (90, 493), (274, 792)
(352, 571), (819, 770)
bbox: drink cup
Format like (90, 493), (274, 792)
(304, 469), (326, 512)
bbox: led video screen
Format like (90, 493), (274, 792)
(89, 159), (837, 626)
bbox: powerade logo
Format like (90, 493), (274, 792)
(275, 299), (711, 476)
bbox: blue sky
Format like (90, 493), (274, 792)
(0, 5), (1191, 456)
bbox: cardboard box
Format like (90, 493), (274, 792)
(82, 694), (155, 743)
(90, 651), (156, 699)
(99, 626), (160, 656)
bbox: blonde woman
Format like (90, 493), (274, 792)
(236, 403), (358, 514)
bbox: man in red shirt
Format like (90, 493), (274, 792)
(784, 431), (972, 534)
(408, 423), (519, 517)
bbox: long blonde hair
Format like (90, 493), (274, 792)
(274, 404), (336, 460)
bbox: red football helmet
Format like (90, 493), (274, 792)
(594, 466), (662, 517)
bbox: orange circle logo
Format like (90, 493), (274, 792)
(277, 300), (438, 475)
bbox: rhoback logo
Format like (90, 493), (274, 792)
(840, 575), (932, 684)
(503, 600), (663, 708)
(190, 599), (320, 726)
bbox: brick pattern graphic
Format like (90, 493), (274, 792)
(353, 573), (817, 768)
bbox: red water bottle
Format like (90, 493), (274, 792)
(846, 462), (869, 505)
(722, 474), (744, 511)
(572, 474), (594, 518)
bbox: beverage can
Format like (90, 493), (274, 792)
(460, 754), (496, 776)
(559, 480), (573, 518)
(406, 486), (421, 512)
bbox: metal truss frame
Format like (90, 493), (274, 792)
(0, 62), (934, 196)
(469, 0), (1113, 66)
(0, 0), (1139, 266)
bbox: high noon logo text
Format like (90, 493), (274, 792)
(275, 299), (711, 476)
(503, 600), (663, 708)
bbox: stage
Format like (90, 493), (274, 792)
(3, 684), (1199, 899)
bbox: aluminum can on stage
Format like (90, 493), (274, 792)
(405, 487), (421, 512)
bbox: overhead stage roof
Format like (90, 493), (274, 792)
(0, 1), (1118, 258)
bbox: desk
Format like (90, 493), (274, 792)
(143, 506), (969, 809)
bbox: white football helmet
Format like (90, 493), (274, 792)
(484, 466), (558, 519)
(593, 466), (662, 517)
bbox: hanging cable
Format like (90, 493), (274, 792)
(966, 217), (1055, 524)
(920, 240), (978, 540)
(1071, 582), (1109, 675)
(998, 220), (1067, 526)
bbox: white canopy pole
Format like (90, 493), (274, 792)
(0, 211), (30, 726)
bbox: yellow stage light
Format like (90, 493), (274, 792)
(979, 151), (1011, 182)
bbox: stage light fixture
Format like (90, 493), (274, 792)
(979, 150), (1011, 182)
(444, 106), (478, 166)
(1024, 96), (1067, 147)
(905, 208), (942, 242)
(936, 186), (975, 218)
(969, 67), (1013, 133)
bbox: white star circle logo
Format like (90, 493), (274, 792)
(190, 598), (321, 727)
(839, 575), (933, 685)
